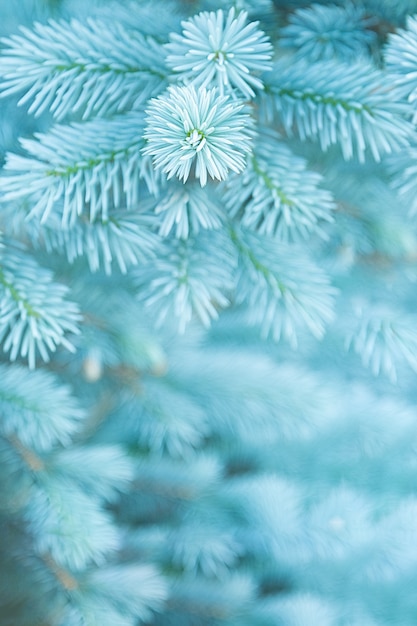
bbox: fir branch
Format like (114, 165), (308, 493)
(134, 231), (236, 332)
(0, 245), (81, 367)
(0, 18), (168, 120)
(49, 445), (133, 500)
(165, 7), (273, 98)
(132, 376), (209, 458)
(0, 363), (84, 452)
(1, 113), (155, 225)
(168, 524), (243, 576)
(384, 15), (417, 126)
(230, 227), (336, 345)
(77, 564), (168, 623)
(346, 304), (417, 382)
(150, 180), (224, 239)
(261, 58), (413, 161)
(279, 2), (377, 63)
(27, 480), (120, 571)
(224, 134), (335, 241)
(40, 210), (162, 275)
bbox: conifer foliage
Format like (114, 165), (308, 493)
(2, 0), (417, 624)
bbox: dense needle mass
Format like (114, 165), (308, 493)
(166, 8), (273, 98)
(143, 84), (253, 186)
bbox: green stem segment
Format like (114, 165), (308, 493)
(251, 156), (296, 207)
(0, 267), (40, 318)
(265, 84), (373, 116)
(229, 226), (287, 294)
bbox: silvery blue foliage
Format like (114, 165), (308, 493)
(63, 564), (168, 626)
(135, 230), (235, 331)
(165, 8), (273, 98)
(169, 524), (243, 575)
(386, 15), (417, 124)
(261, 58), (413, 161)
(49, 445), (134, 500)
(143, 84), (254, 186)
(362, 0), (417, 25)
(150, 180), (224, 239)
(231, 228), (336, 344)
(224, 131), (335, 241)
(2, 1), (417, 625)
(280, 2), (377, 62)
(0, 18), (167, 119)
(95, 0), (182, 38)
(40, 210), (161, 274)
(388, 140), (417, 215)
(345, 304), (417, 382)
(0, 363), (84, 450)
(27, 480), (120, 570)
(0, 243), (80, 367)
(1, 113), (155, 225)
